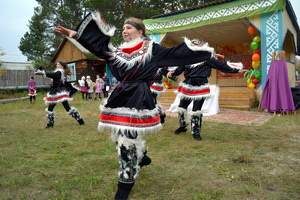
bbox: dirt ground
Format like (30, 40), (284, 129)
(165, 108), (276, 126)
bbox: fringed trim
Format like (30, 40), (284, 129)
(184, 37), (215, 57)
(34, 69), (46, 77)
(45, 108), (55, 117)
(67, 107), (77, 115)
(150, 82), (165, 94)
(177, 107), (189, 122)
(111, 38), (153, 71)
(227, 61), (244, 72)
(92, 12), (116, 37)
(190, 110), (204, 116)
(44, 91), (73, 105)
(74, 11), (116, 40)
(177, 82), (211, 100)
(100, 105), (160, 117)
(156, 102), (163, 111)
(99, 122), (162, 137)
(98, 106), (162, 136)
(190, 61), (205, 69)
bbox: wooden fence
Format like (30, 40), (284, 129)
(0, 69), (51, 88)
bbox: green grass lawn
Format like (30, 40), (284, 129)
(0, 94), (299, 200)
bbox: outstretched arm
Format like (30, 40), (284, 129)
(55, 26), (77, 38)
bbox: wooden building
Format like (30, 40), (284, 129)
(52, 37), (107, 82)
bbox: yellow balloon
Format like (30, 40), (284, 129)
(247, 78), (252, 84)
(253, 36), (261, 43)
(252, 61), (260, 69)
(249, 83), (255, 89)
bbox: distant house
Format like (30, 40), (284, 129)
(51, 37), (108, 82)
(0, 62), (33, 70)
(0, 62), (51, 88)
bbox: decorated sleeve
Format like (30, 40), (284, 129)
(73, 11), (116, 59)
(207, 60), (244, 73)
(153, 37), (215, 67)
(45, 71), (62, 79)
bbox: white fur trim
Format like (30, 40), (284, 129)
(44, 90), (73, 105)
(226, 61), (244, 72)
(92, 12), (116, 37)
(150, 82), (166, 94)
(67, 107), (77, 114)
(184, 37), (215, 55)
(111, 39), (153, 71)
(177, 82), (211, 100)
(99, 122), (162, 137)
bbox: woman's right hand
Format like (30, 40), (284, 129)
(55, 26), (77, 38)
(167, 71), (174, 78)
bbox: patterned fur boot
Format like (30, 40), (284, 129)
(191, 112), (203, 140)
(68, 107), (85, 125)
(45, 109), (55, 128)
(174, 108), (188, 134)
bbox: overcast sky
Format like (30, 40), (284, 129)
(0, 0), (299, 63)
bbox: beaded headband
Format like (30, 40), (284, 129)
(124, 21), (143, 31)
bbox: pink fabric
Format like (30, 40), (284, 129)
(80, 86), (88, 92)
(261, 60), (295, 112)
(95, 82), (103, 93)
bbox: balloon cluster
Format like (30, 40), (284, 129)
(246, 25), (261, 89)
(244, 70), (261, 89)
(163, 76), (173, 89)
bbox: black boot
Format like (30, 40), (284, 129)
(191, 113), (203, 140)
(45, 109), (55, 128)
(174, 108), (188, 134)
(114, 181), (135, 200)
(139, 151), (151, 168)
(174, 126), (187, 134)
(160, 112), (166, 124)
(68, 107), (85, 125)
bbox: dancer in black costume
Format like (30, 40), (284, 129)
(56, 12), (217, 199)
(35, 61), (84, 128)
(167, 59), (244, 140)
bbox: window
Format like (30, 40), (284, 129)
(67, 63), (76, 81)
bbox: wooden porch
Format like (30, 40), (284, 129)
(157, 87), (257, 110)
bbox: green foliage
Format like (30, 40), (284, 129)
(0, 47), (5, 67)
(19, 0), (215, 66)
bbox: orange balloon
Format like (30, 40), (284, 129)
(252, 53), (260, 62)
(248, 25), (256, 35)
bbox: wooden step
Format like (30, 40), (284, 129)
(157, 87), (257, 111)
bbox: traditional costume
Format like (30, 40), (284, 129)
(72, 11), (216, 199)
(78, 76), (88, 100)
(35, 64), (84, 128)
(171, 60), (244, 140)
(27, 78), (37, 103)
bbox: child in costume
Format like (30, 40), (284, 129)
(94, 79), (103, 100)
(35, 61), (84, 128)
(86, 75), (94, 100)
(167, 59), (244, 140)
(27, 76), (37, 104)
(78, 76), (88, 100)
(56, 11), (217, 200)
